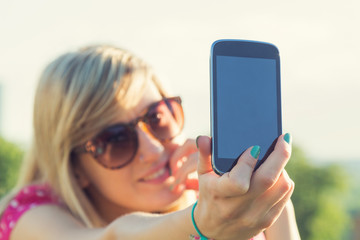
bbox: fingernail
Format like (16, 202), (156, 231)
(251, 145), (261, 159)
(284, 133), (292, 144)
(195, 136), (201, 149)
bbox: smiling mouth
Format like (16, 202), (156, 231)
(140, 164), (171, 182)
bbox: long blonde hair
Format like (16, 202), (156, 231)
(0, 45), (168, 227)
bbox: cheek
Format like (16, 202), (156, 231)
(90, 169), (131, 192)
(79, 157), (137, 200)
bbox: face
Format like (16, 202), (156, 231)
(74, 79), (185, 222)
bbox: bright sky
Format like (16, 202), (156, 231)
(0, 0), (359, 161)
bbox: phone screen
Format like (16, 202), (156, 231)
(213, 55), (281, 173)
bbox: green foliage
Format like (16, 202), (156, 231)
(0, 137), (23, 198)
(308, 196), (349, 240)
(286, 146), (350, 240)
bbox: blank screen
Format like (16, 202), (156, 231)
(216, 55), (278, 161)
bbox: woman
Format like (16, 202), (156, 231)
(0, 45), (300, 239)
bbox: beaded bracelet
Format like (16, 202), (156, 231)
(191, 201), (208, 240)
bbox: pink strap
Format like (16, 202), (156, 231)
(0, 184), (61, 240)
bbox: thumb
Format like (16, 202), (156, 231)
(196, 136), (214, 175)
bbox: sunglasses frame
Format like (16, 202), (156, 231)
(73, 96), (183, 169)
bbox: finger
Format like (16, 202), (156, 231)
(259, 178), (294, 229)
(173, 152), (198, 182)
(171, 178), (199, 193)
(196, 135), (214, 175)
(251, 133), (292, 193)
(169, 138), (198, 175)
(169, 152), (199, 191)
(252, 170), (294, 214)
(215, 146), (259, 197)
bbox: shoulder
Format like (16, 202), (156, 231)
(0, 184), (64, 240)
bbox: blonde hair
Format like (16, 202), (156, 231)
(0, 45), (168, 227)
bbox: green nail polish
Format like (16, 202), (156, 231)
(251, 145), (261, 159)
(284, 133), (291, 144)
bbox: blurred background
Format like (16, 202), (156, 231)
(0, 0), (359, 239)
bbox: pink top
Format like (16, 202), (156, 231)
(0, 184), (62, 240)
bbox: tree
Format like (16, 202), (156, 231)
(0, 137), (23, 198)
(286, 146), (350, 240)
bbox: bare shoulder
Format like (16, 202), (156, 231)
(11, 205), (104, 240)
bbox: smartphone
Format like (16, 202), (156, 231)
(210, 39), (282, 175)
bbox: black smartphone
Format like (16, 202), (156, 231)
(210, 39), (282, 175)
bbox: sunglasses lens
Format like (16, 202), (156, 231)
(84, 97), (184, 169)
(147, 98), (184, 140)
(95, 126), (137, 169)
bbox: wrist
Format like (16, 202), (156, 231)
(167, 204), (204, 239)
(191, 201), (209, 240)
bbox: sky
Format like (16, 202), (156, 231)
(0, 0), (359, 162)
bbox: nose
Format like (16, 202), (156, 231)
(136, 122), (164, 164)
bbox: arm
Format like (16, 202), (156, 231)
(11, 205), (104, 240)
(265, 200), (301, 240)
(11, 204), (197, 240)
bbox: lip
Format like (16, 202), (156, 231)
(138, 159), (171, 183)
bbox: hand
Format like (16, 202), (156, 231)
(194, 134), (294, 240)
(169, 138), (199, 192)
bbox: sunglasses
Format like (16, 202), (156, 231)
(73, 97), (184, 169)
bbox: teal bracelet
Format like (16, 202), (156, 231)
(191, 201), (208, 240)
